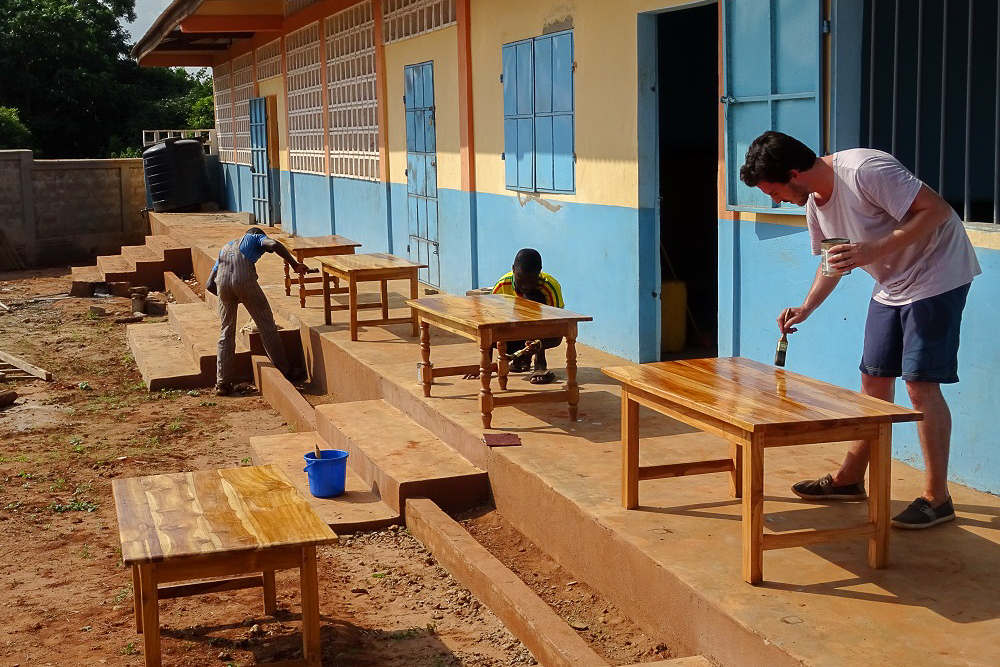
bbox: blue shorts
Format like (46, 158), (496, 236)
(860, 283), (971, 384)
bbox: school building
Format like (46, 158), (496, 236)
(134, 0), (1000, 495)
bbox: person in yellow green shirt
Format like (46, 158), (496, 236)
(491, 248), (564, 384)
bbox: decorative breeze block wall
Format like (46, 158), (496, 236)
(231, 53), (254, 166)
(256, 39), (283, 80)
(212, 62), (234, 164)
(325, 1), (379, 181)
(286, 23), (326, 175)
(383, 0), (456, 44)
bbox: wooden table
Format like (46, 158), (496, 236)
(112, 465), (338, 667)
(406, 294), (593, 428)
(277, 234), (361, 307)
(318, 253), (426, 340)
(601, 357), (922, 584)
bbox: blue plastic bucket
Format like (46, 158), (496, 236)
(303, 449), (349, 498)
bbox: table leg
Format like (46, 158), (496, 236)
(131, 564), (143, 634)
(137, 562), (161, 667)
(300, 546), (321, 667)
(419, 321), (432, 397)
(868, 423), (891, 569)
(741, 433), (764, 585)
(348, 277), (358, 341)
(566, 324), (579, 421)
(622, 390), (639, 509)
(322, 270), (332, 326)
(262, 570), (277, 615)
(730, 443), (743, 498)
(479, 340), (494, 429)
(297, 253), (307, 308)
(409, 271), (419, 337)
(284, 260), (292, 297)
(497, 341), (508, 390)
(380, 279), (389, 321)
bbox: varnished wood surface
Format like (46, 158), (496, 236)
(277, 235), (361, 252)
(113, 465), (338, 565)
(602, 357), (921, 433)
(407, 294), (592, 329)
(318, 252), (426, 273)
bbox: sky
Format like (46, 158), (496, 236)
(125, 0), (173, 45)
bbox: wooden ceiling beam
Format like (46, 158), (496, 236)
(138, 52), (217, 67)
(179, 14), (283, 33)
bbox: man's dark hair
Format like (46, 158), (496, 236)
(513, 248), (542, 274)
(739, 131), (817, 187)
(246, 226), (266, 236)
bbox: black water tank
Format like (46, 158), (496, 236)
(142, 138), (214, 212)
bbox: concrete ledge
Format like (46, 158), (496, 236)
(405, 497), (608, 667)
(251, 355), (316, 432)
(620, 659), (713, 667)
(164, 271), (201, 304)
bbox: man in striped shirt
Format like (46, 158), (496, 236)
(206, 227), (308, 396)
(491, 248), (564, 384)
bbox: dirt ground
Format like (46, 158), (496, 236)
(0, 268), (670, 667)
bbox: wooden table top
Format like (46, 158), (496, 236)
(277, 235), (361, 251)
(602, 357), (922, 432)
(112, 465), (338, 565)
(318, 252), (426, 273)
(407, 294), (592, 328)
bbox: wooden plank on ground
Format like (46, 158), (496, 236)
(0, 350), (51, 381)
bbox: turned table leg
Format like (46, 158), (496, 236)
(322, 270), (332, 326)
(284, 259), (292, 297)
(409, 271), (420, 337)
(348, 277), (358, 341)
(566, 325), (579, 421)
(479, 339), (494, 429)
(497, 341), (508, 390)
(419, 321), (432, 397)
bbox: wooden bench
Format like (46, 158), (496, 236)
(112, 465), (338, 667)
(602, 357), (921, 584)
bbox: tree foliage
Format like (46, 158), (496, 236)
(0, 0), (214, 158)
(0, 106), (33, 149)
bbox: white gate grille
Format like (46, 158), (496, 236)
(383, 0), (456, 44)
(286, 23), (326, 174)
(231, 53), (254, 165)
(212, 62), (234, 163)
(325, 1), (379, 180)
(256, 39), (283, 80)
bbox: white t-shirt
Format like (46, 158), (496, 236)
(806, 149), (981, 305)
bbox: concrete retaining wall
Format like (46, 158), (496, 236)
(0, 150), (148, 268)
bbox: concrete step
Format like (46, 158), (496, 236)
(145, 234), (193, 276)
(126, 322), (208, 390)
(249, 431), (399, 532)
(315, 399), (489, 516)
(70, 265), (103, 297)
(121, 245), (167, 290)
(163, 271), (202, 305)
(96, 254), (133, 282)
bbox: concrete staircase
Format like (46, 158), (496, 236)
(71, 234), (194, 295)
(128, 298), (302, 390)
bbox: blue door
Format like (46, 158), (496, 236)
(404, 62), (439, 287)
(249, 97), (273, 226)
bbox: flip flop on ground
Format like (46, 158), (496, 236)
(528, 370), (556, 384)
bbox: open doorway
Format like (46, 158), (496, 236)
(657, 3), (718, 360)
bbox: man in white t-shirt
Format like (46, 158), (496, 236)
(740, 130), (981, 529)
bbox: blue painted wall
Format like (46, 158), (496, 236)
(719, 218), (1000, 495)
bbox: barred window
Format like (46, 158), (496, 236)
(862, 0), (1000, 223)
(213, 62), (234, 164)
(326, 1), (380, 180)
(256, 38), (283, 80)
(383, 0), (457, 45)
(286, 23), (326, 175)
(231, 53), (254, 166)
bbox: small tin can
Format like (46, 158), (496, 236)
(821, 238), (851, 277)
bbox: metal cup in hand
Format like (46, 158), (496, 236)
(821, 238), (851, 277)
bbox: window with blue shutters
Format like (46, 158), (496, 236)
(502, 30), (575, 194)
(722, 0), (822, 211)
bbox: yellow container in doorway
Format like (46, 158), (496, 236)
(661, 280), (686, 353)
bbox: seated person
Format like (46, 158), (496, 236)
(492, 248), (564, 384)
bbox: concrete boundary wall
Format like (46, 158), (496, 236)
(0, 150), (148, 267)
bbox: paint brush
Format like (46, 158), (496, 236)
(774, 333), (788, 367)
(314, 443), (323, 459)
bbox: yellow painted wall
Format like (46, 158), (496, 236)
(258, 76), (288, 171)
(384, 26), (462, 191)
(471, 0), (693, 208)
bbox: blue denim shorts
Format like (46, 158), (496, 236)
(860, 283), (971, 384)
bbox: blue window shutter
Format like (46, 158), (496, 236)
(502, 40), (534, 190)
(549, 31), (574, 192)
(723, 0), (822, 210)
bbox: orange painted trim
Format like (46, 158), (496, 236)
(180, 15), (283, 33)
(373, 0), (390, 184)
(316, 19), (333, 177)
(716, 2), (737, 222)
(457, 0), (475, 192)
(284, 0), (359, 33)
(139, 52), (216, 67)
